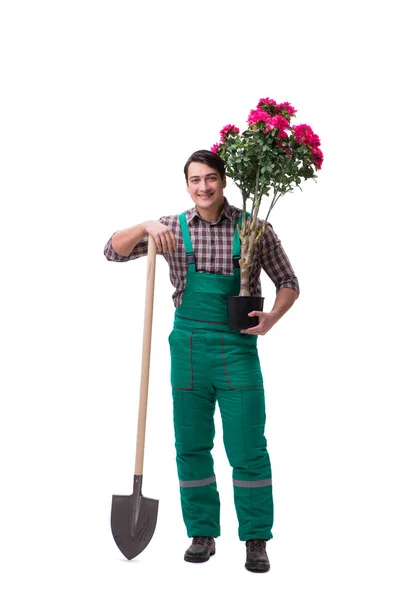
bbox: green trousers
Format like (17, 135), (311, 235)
(170, 324), (273, 541)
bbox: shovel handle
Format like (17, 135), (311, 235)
(135, 235), (157, 475)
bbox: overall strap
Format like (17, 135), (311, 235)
(232, 212), (242, 269)
(179, 210), (244, 272)
(179, 213), (196, 273)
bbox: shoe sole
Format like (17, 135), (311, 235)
(184, 549), (216, 563)
(245, 561), (270, 573)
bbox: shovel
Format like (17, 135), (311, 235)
(111, 235), (159, 560)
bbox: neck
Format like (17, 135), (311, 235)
(196, 201), (224, 223)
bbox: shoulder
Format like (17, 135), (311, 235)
(259, 220), (281, 251)
(160, 206), (196, 225)
(159, 214), (179, 229)
(223, 200), (242, 224)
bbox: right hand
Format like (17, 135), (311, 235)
(144, 221), (177, 253)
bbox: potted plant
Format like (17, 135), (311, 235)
(211, 96), (323, 330)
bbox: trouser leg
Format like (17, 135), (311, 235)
(172, 388), (220, 537)
(170, 328), (220, 537)
(215, 333), (273, 541)
(218, 386), (273, 540)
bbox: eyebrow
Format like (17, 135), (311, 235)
(189, 173), (217, 180)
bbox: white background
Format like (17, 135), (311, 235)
(1, 0), (399, 598)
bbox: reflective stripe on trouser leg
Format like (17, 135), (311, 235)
(217, 382), (274, 541)
(172, 387), (221, 537)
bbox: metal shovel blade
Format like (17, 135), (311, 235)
(111, 476), (159, 560)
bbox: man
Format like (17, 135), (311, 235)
(104, 150), (299, 573)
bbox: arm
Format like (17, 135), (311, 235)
(104, 220), (177, 261)
(241, 223), (299, 336)
(242, 287), (298, 335)
(110, 222), (148, 257)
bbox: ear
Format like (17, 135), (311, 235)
(223, 176), (227, 188)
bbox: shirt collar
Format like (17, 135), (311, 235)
(187, 198), (235, 225)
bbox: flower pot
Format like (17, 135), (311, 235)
(228, 296), (264, 331)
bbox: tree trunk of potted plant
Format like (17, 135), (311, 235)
(228, 168), (268, 331)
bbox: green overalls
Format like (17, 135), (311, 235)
(169, 212), (273, 541)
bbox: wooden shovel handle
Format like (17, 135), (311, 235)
(135, 235), (157, 475)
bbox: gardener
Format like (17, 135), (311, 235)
(104, 149), (299, 573)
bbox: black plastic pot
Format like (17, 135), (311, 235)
(228, 296), (264, 331)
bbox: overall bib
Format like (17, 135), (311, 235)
(169, 212), (273, 541)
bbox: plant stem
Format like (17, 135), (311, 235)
(241, 188), (247, 214)
(265, 190), (281, 222)
(239, 163), (261, 297)
(251, 163), (260, 224)
(240, 188), (248, 239)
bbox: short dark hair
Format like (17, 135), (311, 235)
(184, 150), (226, 182)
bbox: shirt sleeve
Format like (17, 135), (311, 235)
(259, 223), (300, 296)
(103, 233), (149, 262)
(103, 216), (170, 262)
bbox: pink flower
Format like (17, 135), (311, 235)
(255, 98), (296, 121)
(265, 115), (290, 132)
(293, 124), (321, 147)
(220, 124), (239, 141)
(210, 143), (222, 154)
(277, 101), (296, 117)
(247, 109), (271, 125)
(257, 97), (277, 110)
(311, 147), (324, 169)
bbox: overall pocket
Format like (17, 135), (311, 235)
(220, 333), (264, 390)
(168, 329), (194, 390)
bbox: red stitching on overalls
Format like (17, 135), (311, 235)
(176, 315), (228, 325)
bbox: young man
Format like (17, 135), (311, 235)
(104, 150), (299, 573)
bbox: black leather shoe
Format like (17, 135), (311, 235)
(184, 536), (216, 563)
(245, 539), (270, 572)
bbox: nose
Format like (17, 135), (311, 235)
(200, 178), (210, 191)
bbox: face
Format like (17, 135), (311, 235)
(186, 162), (226, 215)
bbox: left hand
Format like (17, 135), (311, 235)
(240, 311), (278, 336)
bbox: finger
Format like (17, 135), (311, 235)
(167, 232), (176, 253)
(162, 232), (170, 253)
(160, 233), (168, 253)
(240, 327), (259, 335)
(153, 233), (162, 252)
(248, 311), (262, 317)
(165, 232), (171, 253)
(242, 325), (259, 333)
(155, 232), (164, 253)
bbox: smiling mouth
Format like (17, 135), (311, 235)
(198, 193), (213, 199)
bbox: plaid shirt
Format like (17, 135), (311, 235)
(104, 199), (299, 307)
